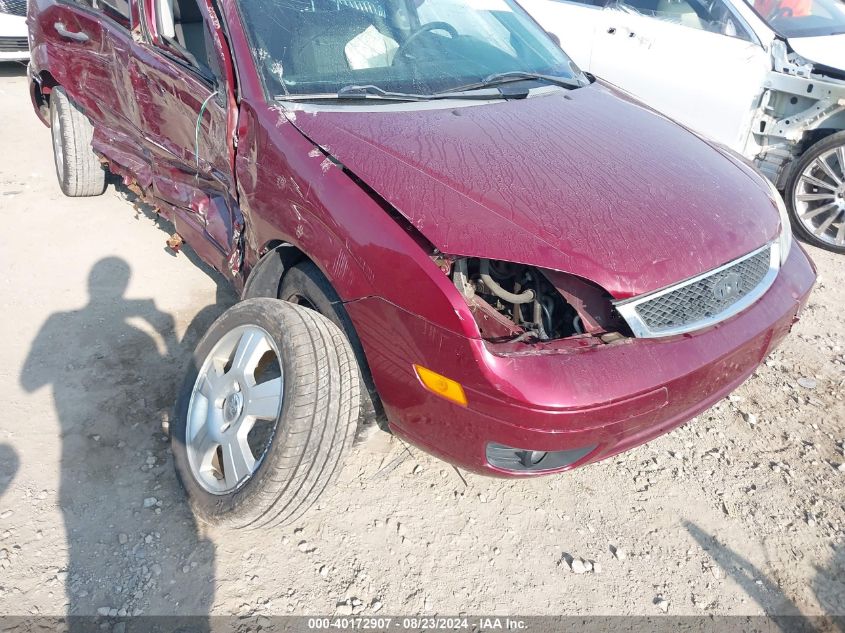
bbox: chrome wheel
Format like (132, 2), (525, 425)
(186, 325), (283, 494)
(793, 146), (845, 248)
(51, 103), (64, 181)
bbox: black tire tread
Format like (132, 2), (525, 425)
(172, 299), (359, 529)
(785, 130), (845, 255)
(279, 262), (386, 431)
(50, 87), (106, 198)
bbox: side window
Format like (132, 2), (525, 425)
(97, 0), (131, 28)
(613, 0), (753, 39)
(153, 0), (220, 79)
(74, 0), (131, 28)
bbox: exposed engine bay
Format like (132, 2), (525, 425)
(438, 256), (627, 343)
(751, 41), (845, 187)
(453, 258), (578, 341)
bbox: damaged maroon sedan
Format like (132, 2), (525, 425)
(29, 0), (815, 525)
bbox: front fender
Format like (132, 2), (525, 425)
(235, 100), (478, 337)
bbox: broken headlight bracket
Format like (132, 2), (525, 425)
(433, 254), (629, 344)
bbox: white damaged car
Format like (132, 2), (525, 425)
(523, 0), (845, 252)
(0, 0), (28, 62)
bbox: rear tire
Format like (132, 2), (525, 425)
(785, 131), (845, 254)
(172, 298), (360, 528)
(49, 86), (106, 197)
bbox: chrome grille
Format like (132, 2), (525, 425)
(0, 0), (26, 16)
(0, 36), (28, 52)
(615, 243), (778, 338)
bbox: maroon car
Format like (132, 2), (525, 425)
(28, 0), (815, 525)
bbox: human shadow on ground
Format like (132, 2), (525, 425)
(0, 444), (19, 499)
(110, 179), (238, 364)
(19, 257), (221, 630)
(685, 521), (844, 633)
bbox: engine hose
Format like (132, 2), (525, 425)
(480, 259), (535, 304)
(533, 299), (548, 340)
(532, 276), (548, 340)
(541, 296), (555, 334)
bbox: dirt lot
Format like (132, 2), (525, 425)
(1, 61), (844, 620)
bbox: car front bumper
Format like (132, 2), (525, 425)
(0, 13), (29, 61)
(346, 241), (816, 477)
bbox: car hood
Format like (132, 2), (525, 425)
(286, 83), (779, 299)
(789, 33), (845, 71)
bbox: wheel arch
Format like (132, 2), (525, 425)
(778, 127), (845, 191)
(241, 241), (308, 301)
(29, 70), (58, 126)
(242, 238), (388, 428)
(801, 126), (845, 152)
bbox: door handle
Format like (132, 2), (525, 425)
(607, 26), (637, 37)
(54, 22), (89, 42)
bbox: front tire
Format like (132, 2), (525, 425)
(785, 132), (845, 254)
(279, 262), (386, 432)
(49, 86), (106, 197)
(172, 298), (360, 528)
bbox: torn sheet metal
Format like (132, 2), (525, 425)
(748, 40), (845, 186)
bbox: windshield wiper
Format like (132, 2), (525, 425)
(436, 71), (587, 95)
(278, 85), (427, 102)
(277, 84), (508, 103)
(337, 85), (433, 101)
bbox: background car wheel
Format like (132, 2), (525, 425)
(172, 298), (360, 528)
(280, 261), (387, 434)
(786, 131), (845, 254)
(49, 86), (106, 198)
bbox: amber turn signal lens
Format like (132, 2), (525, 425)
(413, 365), (468, 407)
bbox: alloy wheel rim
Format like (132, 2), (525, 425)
(51, 106), (64, 179)
(794, 146), (845, 247)
(186, 325), (284, 495)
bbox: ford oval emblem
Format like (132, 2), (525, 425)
(712, 272), (743, 301)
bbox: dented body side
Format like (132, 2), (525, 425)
(28, 0), (243, 282)
(749, 42), (845, 187)
(26, 0), (818, 476)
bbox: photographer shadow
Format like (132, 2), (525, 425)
(20, 257), (218, 629)
(685, 521), (844, 632)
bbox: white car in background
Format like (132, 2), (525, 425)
(0, 0), (28, 62)
(522, 0), (845, 253)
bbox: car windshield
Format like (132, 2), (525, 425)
(746, 0), (845, 37)
(238, 0), (585, 99)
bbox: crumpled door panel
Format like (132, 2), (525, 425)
(32, 0), (137, 155)
(126, 39), (242, 277)
(151, 166), (239, 255)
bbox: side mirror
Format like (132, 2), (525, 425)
(546, 30), (561, 46)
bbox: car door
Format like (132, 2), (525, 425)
(589, 0), (770, 151)
(31, 0), (136, 146)
(518, 0), (608, 71)
(129, 0), (241, 277)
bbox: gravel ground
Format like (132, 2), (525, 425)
(1, 61), (844, 619)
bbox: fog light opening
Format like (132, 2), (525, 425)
(520, 450), (547, 467)
(486, 443), (597, 473)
